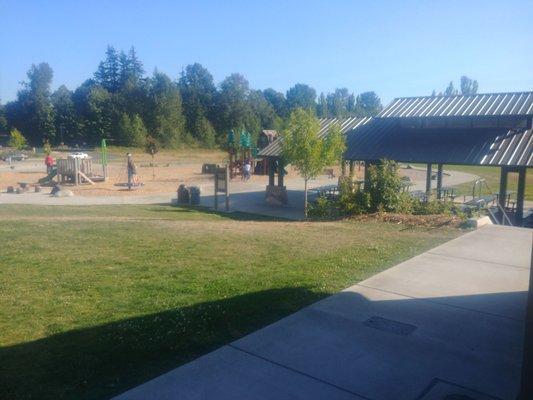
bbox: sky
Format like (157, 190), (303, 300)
(1, 0), (532, 105)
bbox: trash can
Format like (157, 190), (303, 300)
(177, 184), (190, 205)
(189, 186), (201, 205)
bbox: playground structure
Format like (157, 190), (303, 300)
(39, 139), (109, 186)
(227, 129), (254, 179)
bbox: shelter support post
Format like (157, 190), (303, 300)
(268, 159), (275, 186)
(436, 164), (443, 200)
(277, 160), (284, 187)
(363, 161), (372, 191)
(341, 159), (346, 177)
(425, 163), (432, 201)
(516, 167), (526, 226)
(499, 167), (509, 210)
(349, 161), (355, 178)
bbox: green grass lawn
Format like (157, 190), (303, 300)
(0, 205), (462, 399)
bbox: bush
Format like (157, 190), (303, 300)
(8, 128), (27, 150)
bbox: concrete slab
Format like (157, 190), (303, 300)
(113, 225), (532, 400)
(113, 346), (364, 400)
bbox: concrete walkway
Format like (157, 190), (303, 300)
(114, 225), (531, 400)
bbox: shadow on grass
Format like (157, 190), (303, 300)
(147, 204), (291, 222)
(0, 287), (326, 400)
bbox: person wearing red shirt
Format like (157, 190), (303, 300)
(45, 154), (55, 174)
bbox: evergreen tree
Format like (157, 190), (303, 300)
(117, 113), (147, 146)
(94, 46), (121, 92)
(215, 73), (253, 133)
(327, 88), (351, 117)
(179, 63), (217, 141)
(146, 71), (185, 148)
(444, 81), (459, 96)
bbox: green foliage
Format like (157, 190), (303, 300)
(365, 160), (406, 212)
(8, 128), (27, 150)
(282, 109), (345, 217)
(144, 135), (159, 155)
(4, 47), (385, 148)
(43, 140), (52, 155)
(117, 113), (147, 147)
(286, 83), (316, 112)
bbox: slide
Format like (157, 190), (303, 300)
(38, 168), (57, 185)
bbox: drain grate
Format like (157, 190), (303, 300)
(363, 316), (417, 336)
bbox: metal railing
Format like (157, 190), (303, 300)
(471, 178), (513, 226)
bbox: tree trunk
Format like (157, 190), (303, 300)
(304, 177), (308, 219)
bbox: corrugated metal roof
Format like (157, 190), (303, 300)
(378, 92), (533, 118)
(344, 118), (533, 166)
(258, 117), (371, 157)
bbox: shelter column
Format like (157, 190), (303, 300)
(349, 161), (355, 178)
(277, 160), (284, 187)
(268, 158), (275, 186)
(341, 159), (346, 177)
(363, 161), (372, 191)
(436, 164), (443, 200)
(516, 167), (526, 226)
(425, 163), (432, 201)
(499, 166), (508, 210)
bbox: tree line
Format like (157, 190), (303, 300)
(0, 46), (384, 148)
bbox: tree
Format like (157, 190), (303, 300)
(317, 92), (328, 118)
(94, 46), (121, 92)
(215, 73), (254, 134)
(117, 113), (147, 147)
(263, 88), (287, 117)
(146, 71), (185, 148)
(0, 103), (7, 134)
(354, 91), (383, 117)
(51, 85), (80, 144)
(8, 63), (56, 144)
(460, 76), (479, 96)
(8, 128), (27, 150)
(327, 88), (351, 117)
(281, 108), (345, 217)
(179, 63), (217, 142)
(286, 84), (316, 112)
(119, 46), (145, 86)
(444, 81), (459, 96)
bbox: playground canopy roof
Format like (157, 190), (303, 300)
(344, 92), (533, 167)
(258, 117), (371, 157)
(378, 92), (533, 118)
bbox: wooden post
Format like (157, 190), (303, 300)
(74, 158), (80, 186)
(499, 166), (508, 210)
(436, 164), (443, 200)
(214, 166), (218, 211)
(516, 167), (526, 226)
(225, 165), (230, 211)
(341, 159), (346, 177)
(349, 161), (355, 178)
(268, 158), (275, 186)
(425, 163), (432, 201)
(278, 160), (284, 187)
(363, 161), (372, 191)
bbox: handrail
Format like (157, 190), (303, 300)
(473, 178), (513, 226)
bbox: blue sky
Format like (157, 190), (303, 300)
(1, 0), (532, 105)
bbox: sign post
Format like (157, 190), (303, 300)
(214, 165), (229, 211)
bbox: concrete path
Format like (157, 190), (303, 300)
(114, 225), (531, 400)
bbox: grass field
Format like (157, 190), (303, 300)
(0, 205), (462, 399)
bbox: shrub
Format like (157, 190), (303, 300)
(8, 128), (27, 150)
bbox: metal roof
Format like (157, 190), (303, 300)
(344, 118), (533, 167)
(258, 117), (371, 157)
(378, 92), (533, 118)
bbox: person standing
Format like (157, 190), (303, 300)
(243, 159), (251, 181)
(45, 154), (55, 174)
(126, 153), (137, 190)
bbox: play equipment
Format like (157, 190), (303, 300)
(227, 129), (256, 178)
(55, 139), (108, 185)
